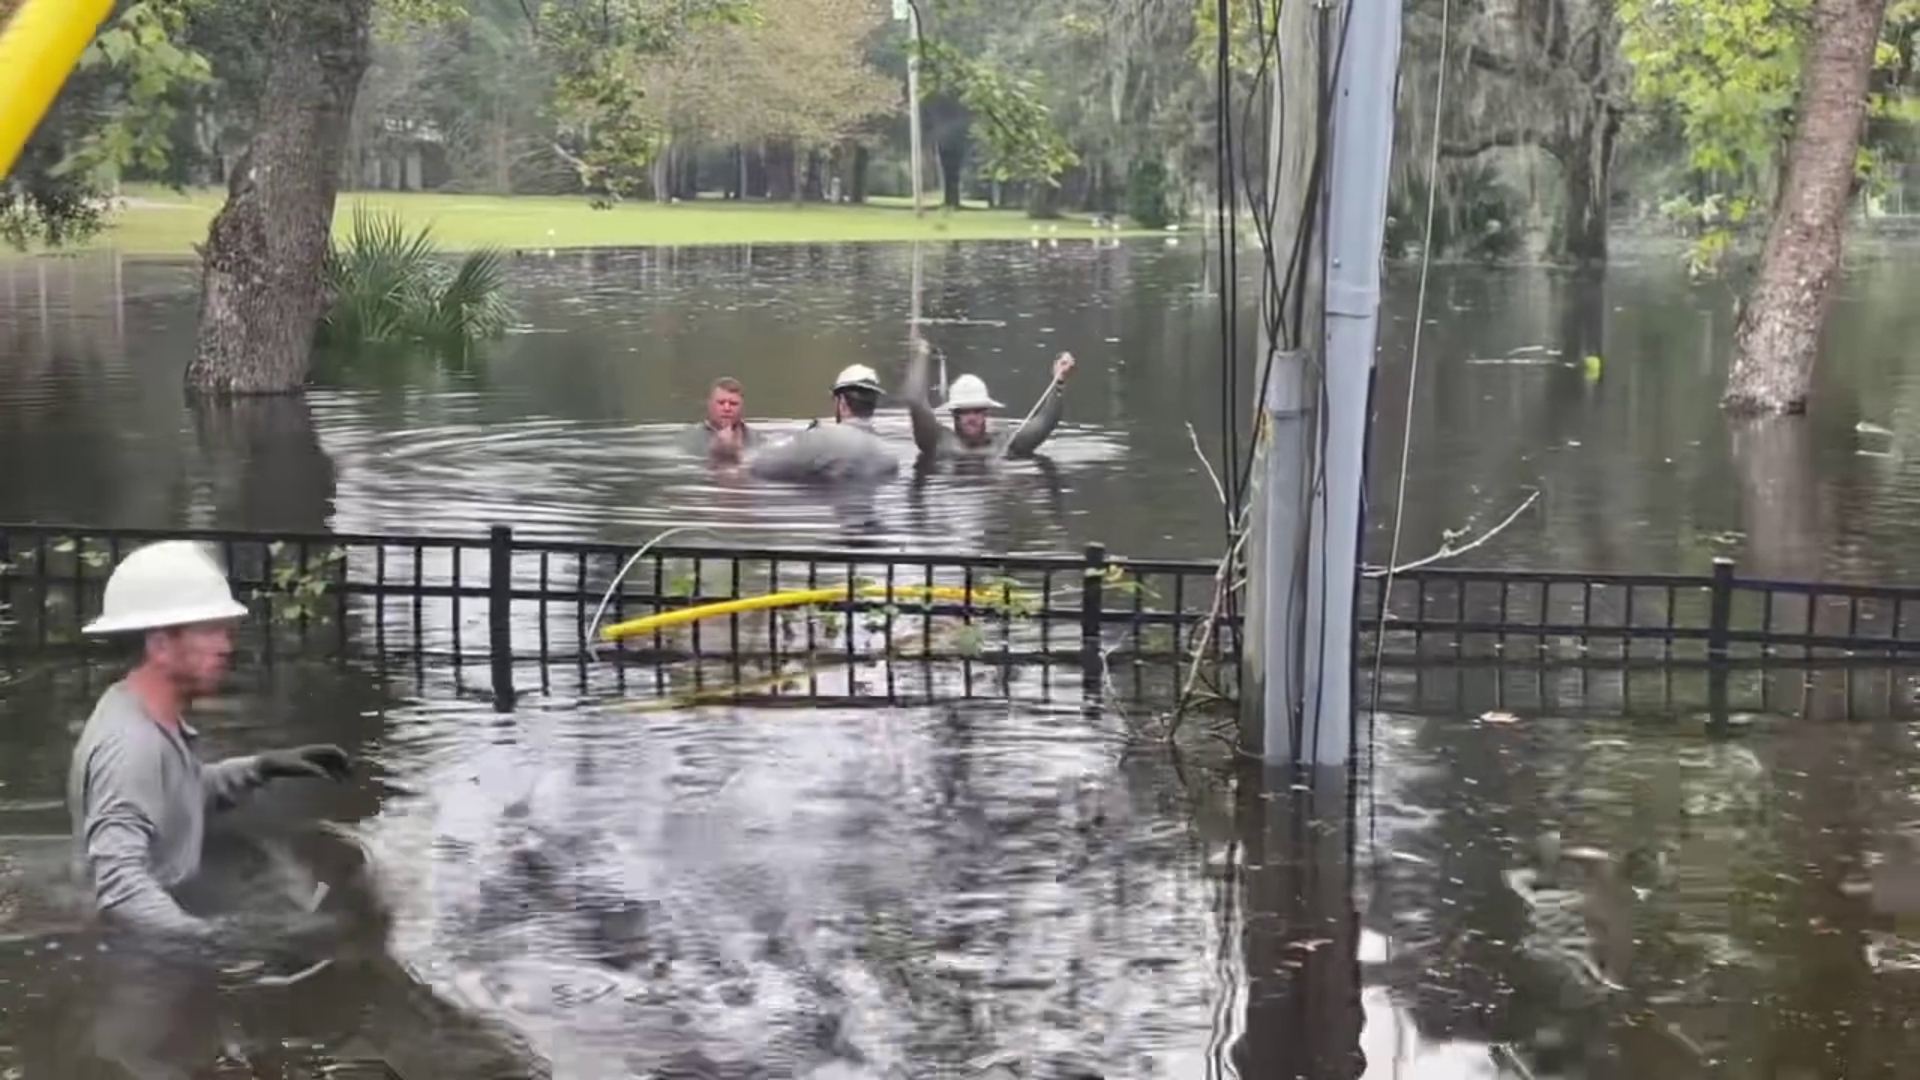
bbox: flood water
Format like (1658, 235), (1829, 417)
(6, 239), (1920, 1077)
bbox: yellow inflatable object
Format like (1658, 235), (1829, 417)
(0, 0), (116, 178)
(599, 583), (1026, 642)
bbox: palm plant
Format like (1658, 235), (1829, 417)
(319, 206), (514, 353)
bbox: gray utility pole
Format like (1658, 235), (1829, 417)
(1240, 0), (1404, 767)
(896, 0), (926, 216)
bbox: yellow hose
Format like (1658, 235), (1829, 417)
(599, 583), (1026, 642)
(0, 0), (116, 178)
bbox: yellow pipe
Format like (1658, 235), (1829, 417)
(599, 583), (1027, 642)
(0, 0), (116, 178)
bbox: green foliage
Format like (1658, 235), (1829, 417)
(918, 40), (1078, 188)
(257, 543), (347, 625)
(1619, 0), (1919, 274)
(539, 0), (757, 199)
(1, 134), (106, 250)
(1188, 0), (1263, 77)
(1126, 158), (1172, 229)
(319, 207), (514, 352)
(0, 0), (211, 249)
(57, 1), (214, 183)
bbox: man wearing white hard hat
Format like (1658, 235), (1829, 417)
(745, 363), (901, 483)
(901, 339), (1075, 464)
(66, 540), (353, 939)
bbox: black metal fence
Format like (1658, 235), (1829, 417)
(0, 523), (1235, 707)
(1360, 559), (1920, 664)
(8, 522), (1920, 712)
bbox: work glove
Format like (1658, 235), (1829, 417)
(255, 744), (353, 783)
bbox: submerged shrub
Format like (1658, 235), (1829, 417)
(319, 207), (513, 353)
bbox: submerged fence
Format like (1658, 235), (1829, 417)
(0, 523), (1233, 707)
(4, 522), (1920, 711)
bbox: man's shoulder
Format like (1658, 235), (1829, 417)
(71, 683), (164, 773)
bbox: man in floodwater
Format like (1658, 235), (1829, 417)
(903, 339), (1076, 464)
(678, 375), (761, 463)
(67, 540), (354, 942)
(746, 364), (901, 483)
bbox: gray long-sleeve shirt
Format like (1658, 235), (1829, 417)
(67, 681), (267, 937)
(902, 349), (1066, 462)
(746, 418), (901, 483)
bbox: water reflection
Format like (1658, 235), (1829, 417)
(11, 241), (1920, 1075)
(3, 243), (1919, 566)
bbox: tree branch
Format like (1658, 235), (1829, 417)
(1442, 127), (1536, 157)
(1464, 43), (1522, 77)
(1361, 490), (1540, 578)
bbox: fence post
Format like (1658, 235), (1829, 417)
(1081, 543), (1107, 698)
(489, 525), (516, 712)
(1706, 556), (1733, 732)
(1707, 557), (1734, 662)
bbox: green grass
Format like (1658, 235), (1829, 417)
(85, 186), (1142, 256)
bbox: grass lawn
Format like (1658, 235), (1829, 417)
(85, 186), (1142, 256)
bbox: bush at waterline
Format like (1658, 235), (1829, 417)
(319, 207), (513, 353)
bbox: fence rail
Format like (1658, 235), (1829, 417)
(1359, 558), (1920, 663)
(5, 523), (1920, 710)
(0, 523), (1235, 707)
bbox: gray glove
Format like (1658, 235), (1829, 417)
(255, 744), (352, 783)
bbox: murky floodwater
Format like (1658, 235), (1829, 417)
(6, 239), (1920, 1077)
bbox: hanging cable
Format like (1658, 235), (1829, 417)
(1213, 0), (1241, 538)
(1366, 0), (1451, 805)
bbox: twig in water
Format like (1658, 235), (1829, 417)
(1185, 422), (1228, 507)
(1361, 490), (1539, 579)
(1169, 506), (1252, 735)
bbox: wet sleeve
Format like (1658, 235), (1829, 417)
(79, 741), (213, 939)
(674, 424), (710, 456)
(202, 756), (264, 812)
(1005, 382), (1066, 458)
(746, 434), (807, 481)
(900, 347), (947, 459)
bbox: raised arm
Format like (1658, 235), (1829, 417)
(78, 740), (213, 940)
(1006, 352), (1076, 458)
(901, 337), (947, 458)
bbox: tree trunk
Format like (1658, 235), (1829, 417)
(1722, 0), (1889, 415)
(186, 0), (373, 397)
(491, 98), (511, 193)
(803, 149), (825, 201)
(939, 151), (964, 208)
(1548, 107), (1617, 265)
(849, 144), (869, 203)
(765, 140), (796, 200)
(677, 149), (699, 199)
(935, 133), (967, 208)
(650, 144), (672, 203)
(747, 143), (766, 198)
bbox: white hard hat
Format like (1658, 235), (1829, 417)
(832, 364), (883, 394)
(945, 374), (1003, 411)
(83, 540), (249, 636)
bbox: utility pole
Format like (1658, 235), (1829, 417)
(896, 0), (926, 216)
(1240, 0), (1404, 767)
